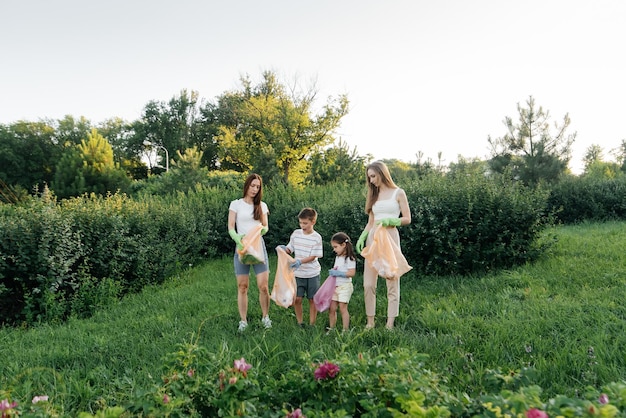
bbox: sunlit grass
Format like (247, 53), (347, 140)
(2, 221), (626, 413)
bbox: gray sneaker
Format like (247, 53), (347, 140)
(261, 316), (272, 329)
(238, 321), (248, 332)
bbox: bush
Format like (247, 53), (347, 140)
(401, 174), (553, 276)
(4, 343), (623, 417)
(1, 176), (554, 326)
(547, 176), (626, 224)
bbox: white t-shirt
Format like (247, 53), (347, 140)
(229, 199), (269, 235)
(332, 255), (356, 286)
(287, 229), (323, 279)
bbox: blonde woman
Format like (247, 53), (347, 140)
(356, 161), (411, 330)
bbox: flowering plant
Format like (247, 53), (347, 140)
(5, 344), (626, 417)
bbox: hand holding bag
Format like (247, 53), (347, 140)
(271, 246), (297, 308)
(313, 275), (336, 312)
(360, 224), (412, 280)
(237, 224), (265, 265)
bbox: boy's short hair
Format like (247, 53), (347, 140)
(298, 207), (317, 222)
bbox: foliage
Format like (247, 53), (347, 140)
(306, 139), (369, 186)
(401, 173), (553, 275)
(1, 174), (558, 325)
(547, 175), (626, 223)
(0, 189), (226, 325)
(488, 96), (576, 187)
(208, 71), (349, 185)
(4, 344), (626, 417)
(0, 121), (60, 193)
(2, 221), (626, 415)
(52, 129), (131, 199)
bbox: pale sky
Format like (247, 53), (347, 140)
(1, 0), (625, 174)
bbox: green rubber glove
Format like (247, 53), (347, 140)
(261, 226), (268, 236)
(228, 229), (244, 251)
(356, 230), (369, 254)
(377, 218), (402, 227)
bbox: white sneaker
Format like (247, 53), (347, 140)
(261, 316), (272, 329)
(238, 321), (248, 332)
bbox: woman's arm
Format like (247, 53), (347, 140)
(228, 210), (237, 231)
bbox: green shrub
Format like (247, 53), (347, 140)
(4, 343), (623, 417)
(547, 176), (626, 224)
(401, 174), (553, 276)
(0, 176), (554, 325)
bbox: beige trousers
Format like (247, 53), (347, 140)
(363, 227), (401, 318)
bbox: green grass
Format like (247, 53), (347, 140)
(2, 221), (626, 414)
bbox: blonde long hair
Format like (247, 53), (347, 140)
(365, 161), (397, 214)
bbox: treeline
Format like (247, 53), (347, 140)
(0, 71), (365, 201)
(2, 73), (626, 203)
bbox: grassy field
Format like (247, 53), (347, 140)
(2, 221), (626, 414)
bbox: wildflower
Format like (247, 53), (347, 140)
(163, 394), (170, 404)
(187, 369), (195, 377)
(526, 408), (548, 418)
(287, 408), (305, 418)
(1, 399), (18, 417)
(229, 376), (238, 385)
(234, 358), (252, 374)
(32, 395), (49, 404)
(599, 393), (609, 404)
(314, 361), (340, 380)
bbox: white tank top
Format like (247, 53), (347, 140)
(372, 188), (401, 221)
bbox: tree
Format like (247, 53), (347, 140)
(612, 139), (626, 173)
(211, 71), (349, 185)
(130, 90), (215, 173)
(306, 139), (368, 185)
(487, 96), (576, 186)
(0, 121), (61, 193)
(52, 129), (130, 198)
(582, 144), (622, 179)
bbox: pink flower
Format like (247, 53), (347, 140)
(314, 361), (340, 380)
(187, 369), (195, 377)
(287, 408), (305, 418)
(1, 399), (18, 418)
(526, 408), (548, 418)
(32, 395), (49, 404)
(163, 394), (170, 404)
(599, 393), (609, 404)
(234, 358), (252, 373)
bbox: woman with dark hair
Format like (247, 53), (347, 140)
(356, 161), (411, 330)
(228, 173), (272, 332)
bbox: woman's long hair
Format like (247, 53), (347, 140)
(365, 161), (397, 214)
(243, 173), (263, 220)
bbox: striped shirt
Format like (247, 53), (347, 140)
(286, 229), (323, 279)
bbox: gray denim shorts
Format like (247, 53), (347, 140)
(233, 239), (269, 275)
(296, 274), (320, 299)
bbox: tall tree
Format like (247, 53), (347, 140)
(0, 121), (60, 193)
(488, 96), (576, 186)
(52, 129), (130, 198)
(211, 71), (349, 184)
(306, 139), (367, 185)
(131, 90), (211, 173)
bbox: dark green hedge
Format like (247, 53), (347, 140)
(0, 177), (552, 326)
(547, 176), (626, 224)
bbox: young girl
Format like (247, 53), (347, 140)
(327, 232), (357, 331)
